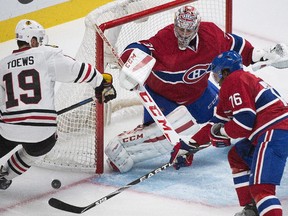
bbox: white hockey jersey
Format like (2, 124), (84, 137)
(0, 46), (103, 143)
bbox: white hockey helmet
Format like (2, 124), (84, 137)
(15, 19), (46, 46)
(174, 6), (201, 50)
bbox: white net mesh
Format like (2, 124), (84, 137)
(35, 0), (231, 173)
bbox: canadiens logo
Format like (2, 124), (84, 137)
(182, 63), (210, 84)
(180, 14), (194, 21)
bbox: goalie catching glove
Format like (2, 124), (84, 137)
(252, 43), (288, 70)
(209, 123), (231, 147)
(95, 73), (116, 103)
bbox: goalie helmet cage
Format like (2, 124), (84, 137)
(35, 0), (232, 174)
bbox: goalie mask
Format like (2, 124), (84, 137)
(15, 19), (47, 46)
(174, 6), (201, 50)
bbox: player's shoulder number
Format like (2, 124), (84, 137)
(229, 92), (242, 108)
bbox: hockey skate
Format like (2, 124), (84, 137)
(0, 166), (12, 190)
(234, 203), (259, 216)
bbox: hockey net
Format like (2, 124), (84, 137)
(35, 0), (232, 173)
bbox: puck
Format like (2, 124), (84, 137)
(51, 179), (61, 189)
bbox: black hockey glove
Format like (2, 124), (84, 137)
(95, 73), (117, 103)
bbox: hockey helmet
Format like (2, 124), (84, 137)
(15, 19), (46, 46)
(174, 5), (201, 50)
(211, 50), (243, 83)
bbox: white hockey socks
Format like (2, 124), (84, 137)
(3, 148), (34, 180)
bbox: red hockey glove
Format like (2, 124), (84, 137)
(170, 139), (199, 170)
(209, 123), (231, 147)
(172, 153), (194, 170)
(95, 73), (117, 103)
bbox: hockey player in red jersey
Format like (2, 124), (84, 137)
(170, 51), (288, 216)
(0, 19), (116, 190)
(105, 5), (288, 173)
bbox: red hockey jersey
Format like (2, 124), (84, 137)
(216, 70), (288, 143)
(193, 70), (288, 145)
(121, 22), (254, 105)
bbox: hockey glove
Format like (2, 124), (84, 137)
(170, 139), (199, 170)
(252, 44), (287, 62)
(172, 153), (194, 170)
(95, 73), (117, 104)
(209, 123), (231, 147)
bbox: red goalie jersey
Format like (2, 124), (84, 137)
(121, 22), (254, 105)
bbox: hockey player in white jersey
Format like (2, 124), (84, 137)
(0, 19), (116, 190)
(0, 19), (47, 160)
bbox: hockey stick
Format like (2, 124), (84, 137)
(57, 96), (95, 115)
(136, 85), (180, 145)
(48, 161), (172, 214)
(48, 144), (209, 214)
(95, 24), (181, 145)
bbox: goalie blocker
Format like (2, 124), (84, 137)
(105, 105), (200, 172)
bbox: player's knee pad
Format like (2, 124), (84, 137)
(105, 106), (200, 172)
(228, 146), (250, 173)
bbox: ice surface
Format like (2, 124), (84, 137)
(0, 0), (288, 215)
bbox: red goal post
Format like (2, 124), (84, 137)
(35, 0), (232, 174)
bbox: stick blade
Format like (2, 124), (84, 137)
(48, 198), (85, 214)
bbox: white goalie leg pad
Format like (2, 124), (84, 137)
(105, 106), (200, 172)
(105, 136), (135, 173)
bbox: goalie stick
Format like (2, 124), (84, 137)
(48, 144), (210, 214)
(95, 23), (181, 145)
